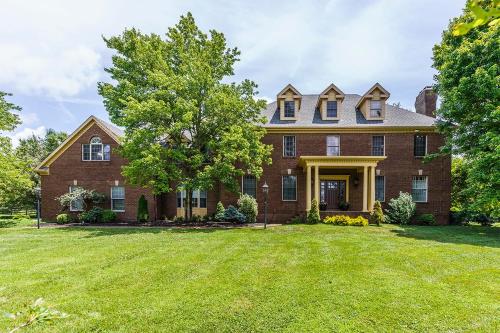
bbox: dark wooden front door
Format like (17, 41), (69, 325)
(320, 180), (346, 210)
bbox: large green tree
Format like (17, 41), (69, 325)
(433, 0), (499, 217)
(98, 13), (272, 220)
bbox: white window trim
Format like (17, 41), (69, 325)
(375, 175), (385, 203)
(372, 135), (385, 156)
(82, 136), (111, 162)
(282, 175), (297, 201)
(176, 188), (207, 208)
(283, 100), (295, 118)
(241, 175), (257, 199)
(326, 100), (338, 118)
(283, 135), (296, 157)
(411, 176), (428, 203)
(414, 135), (428, 157)
(326, 135), (340, 156)
(69, 185), (83, 212)
(111, 186), (125, 212)
(370, 99), (383, 118)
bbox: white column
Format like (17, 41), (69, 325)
(362, 166), (368, 212)
(306, 165), (311, 211)
(314, 165), (320, 203)
(370, 166), (376, 211)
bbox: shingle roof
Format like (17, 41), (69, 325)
(262, 94), (437, 128)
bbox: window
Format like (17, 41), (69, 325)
(326, 135), (340, 156)
(69, 186), (84, 211)
(372, 136), (385, 156)
(414, 135), (427, 157)
(282, 175), (297, 201)
(284, 101), (295, 118)
(326, 101), (338, 118)
(111, 186), (125, 211)
(242, 175), (257, 198)
(82, 136), (111, 161)
(176, 189), (207, 208)
(412, 176), (428, 202)
(375, 176), (385, 202)
(370, 100), (382, 117)
(283, 135), (296, 157)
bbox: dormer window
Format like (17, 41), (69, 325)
(284, 101), (295, 118)
(370, 100), (382, 117)
(327, 101), (338, 118)
(82, 136), (111, 161)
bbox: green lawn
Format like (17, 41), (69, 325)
(0, 220), (499, 332)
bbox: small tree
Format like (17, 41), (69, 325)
(385, 192), (416, 225)
(237, 194), (258, 223)
(214, 201), (225, 222)
(370, 201), (384, 226)
(137, 195), (149, 222)
(55, 188), (105, 212)
(307, 199), (321, 224)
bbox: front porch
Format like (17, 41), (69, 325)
(298, 156), (386, 213)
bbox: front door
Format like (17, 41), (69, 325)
(320, 180), (346, 210)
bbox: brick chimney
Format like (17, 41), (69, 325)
(415, 86), (437, 118)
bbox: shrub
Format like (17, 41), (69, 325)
(474, 213), (492, 226)
(56, 188), (106, 211)
(415, 213), (436, 225)
(191, 214), (203, 223)
(307, 199), (321, 224)
(290, 216), (304, 224)
(78, 207), (104, 223)
(369, 201), (384, 226)
(338, 201), (350, 211)
(137, 195), (149, 222)
(223, 205), (246, 223)
(101, 210), (117, 223)
(56, 214), (70, 224)
(385, 192), (416, 225)
(13, 213), (30, 220)
(214, 201), (225, 222)
(174, 216), (185, 223)
(237, 194), (258, 223)
(323, 215), (368, 226)
(202, 214), (210, 222)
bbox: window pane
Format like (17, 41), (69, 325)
(112, 199), (125, 211)
(103, 144), (111, 160)
(375, 176), (385, 202)
(191, 190), (199, 208)
(69, 186), (84, 211)
(283, 136), (296, 157)
(199, 190), (207, 208)
(327, 136), (340, 156)
(282, 175), (297, 200)
(411, 176), (428, 202)
(327, 135), (339, 146)
(82, 144), (90, 160)
(284, 101), (295, 117)
(370, 100), (382, 117)
(176, 191), (182, 208)
(111, 186), (125, 199)
(326, 101), (337, 117)
(372, 136), (384, 156)
(243, 175), (257, 198)
(414, 135), (426, 156)
(90, 137), (102, 144)
(91, 144), (103, 160)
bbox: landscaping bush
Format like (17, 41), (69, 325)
(214, 201), (225, 222)
(223, 205), (246, 223)
(174, 216), (185, 223)
(323, 215), (368, 226)
(449, 208), (466, 225)
(78, 207), (104, 223)
(474, 213), (493, 227)
(101, 210), (117, 223)
(137, 195), (149, 222)
(56, 214), (70, 224)
(56, 188), (106, 211)
(369, 201), (384, 226)
(307, 199), (321, 224)
(238, 194), (258, 223)
(385, 192), (416, 225)
(338, 201), (350, 211)
(191, 214), (203, 223)
(414, 213), (436, 225)
(290, 216), (304, 224)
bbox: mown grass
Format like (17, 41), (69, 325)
(0, 221), (499, 332)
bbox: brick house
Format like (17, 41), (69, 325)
(35, 83), (451, 224)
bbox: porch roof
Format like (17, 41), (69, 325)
(298, 156), (386, 170)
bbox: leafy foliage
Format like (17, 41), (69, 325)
(307, 199), (321, 224)
(433, 1), (500, 217)
(55, 188), (106, 212)
(385, 192), (416, 225)
(98, 13), (272, 220)
(452, 0), (500, 36)
(137, 195), (148, 222)
(0, 91), (21, 132)
(323, 215), (368, 226)
(414, 214), (437, 226)
(4, 298), (68, 332)
(370, 201), (384, 226)
(223, 205), (246, 223)
(214, 201), (225, 222)
(78, 207), (104, 223)
(56, 214), (70, 224)
(101, 210), (117, 223)
(237, 194), (258, 223)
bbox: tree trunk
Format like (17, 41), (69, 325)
(184, 190), (193, 222)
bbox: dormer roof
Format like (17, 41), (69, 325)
(277, 84), (301, 98)
(355, 83), (390, 109)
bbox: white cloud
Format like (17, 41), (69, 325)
(8, 126), (46, 146)
(19, 113), (39, 127)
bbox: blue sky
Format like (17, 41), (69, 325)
(0, 0), (464, 143)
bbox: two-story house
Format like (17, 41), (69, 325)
(35, 83), (451, 224)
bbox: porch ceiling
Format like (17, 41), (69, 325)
(298, 156), (386, 170)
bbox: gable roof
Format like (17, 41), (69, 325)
(319, 83), (345, 97)
(277, 84), (302, 97)
(35, 116), (123, 175)
(262, 94), (437, 129)
(355, 83), (390, 109)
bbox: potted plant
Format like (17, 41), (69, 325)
(339, 201), (350, 211)
(319, 201), (327, 211)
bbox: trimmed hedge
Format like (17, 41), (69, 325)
(323, 215), (368, 226)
